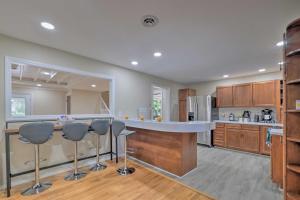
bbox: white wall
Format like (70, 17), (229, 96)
(188, 71), (283, 96)
(70, 89), (101, 114)
(12, 85), (66, 115)
(0, 34), (185, 187)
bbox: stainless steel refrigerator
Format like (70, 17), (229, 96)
(186, 95), (219, 146)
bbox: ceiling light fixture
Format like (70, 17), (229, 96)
(154, 52), (162, 57)
(131, 61), (138, 66)
(276, 41), (284, 47)
(42, 71), (51, 75)
(258, 68), (266, 72)
(91, 84), (96, 88)
(278, 61), (284, 65)
(41, 22), (55, 30)
(223, 75), (229, 78)
(36, 84), (42, 87)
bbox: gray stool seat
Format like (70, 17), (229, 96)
(112, 120), (135, 176)
(19, 122), (54, 196)
(90, 120), (110, 171)
(62, 123), (89, 181)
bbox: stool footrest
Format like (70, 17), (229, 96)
(64, 172), (87, 181)
(21, 182), (52, 196)
(90, 163), (107, 171)
(117, 167), (135, 176)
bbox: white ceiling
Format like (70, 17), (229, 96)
(0, 0), (300, 83)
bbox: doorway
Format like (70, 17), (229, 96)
(151, 85), (170, 121)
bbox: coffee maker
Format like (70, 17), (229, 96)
(261, 109), (273, 122)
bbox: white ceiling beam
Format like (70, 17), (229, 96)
(19, 64), (24, 81)
(33, 68), (41, 82)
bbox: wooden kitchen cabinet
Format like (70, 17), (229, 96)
(253, 80), (276, 106)
(178, 89), (196, 122)
(179, 100), (187, 122)
(260, 126), (271, 155)
(216, 86), (233, 107)
(213, 123), (225, 147)
(233, 83), (253, 107)
(225, 124), (260, 153)
(226, 128), (241, 149)
(179, 89), (196, 101)
(271, 135), (283, 188)
(240, 130), (260, 153)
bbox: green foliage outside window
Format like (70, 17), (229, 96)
(152, 99), (162, 119)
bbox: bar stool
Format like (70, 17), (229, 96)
(19, 122), (54, 196)
(112, 120), (135, 175)
(62, 123), (89, 181)
(90, 119), (110, 171)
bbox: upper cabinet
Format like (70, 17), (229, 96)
(253, 80), (276, 106)
(216, 86), (233, 107)
(216, 80), (280, 108)
(179, 89), (196, 101)
(233, 83), (253, 107)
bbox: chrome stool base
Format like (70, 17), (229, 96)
(117, 167), (135, 176)
(90, 163), (107, 171)
(64, 172), (87, 181)
(21, 182), (52, 196)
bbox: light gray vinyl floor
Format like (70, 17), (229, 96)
(133, 146), (283, 200)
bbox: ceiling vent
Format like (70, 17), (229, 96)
(142, 15), (159, 27)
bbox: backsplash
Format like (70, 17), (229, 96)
(219, 107), (277, 122)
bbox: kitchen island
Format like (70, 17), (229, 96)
(124, 120), (214, 176)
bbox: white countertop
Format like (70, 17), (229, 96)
(124, 119), (214, 133)
(269, 128), (284, 136)
(6, 114), (114, 123)
(214, 120), (283, 127)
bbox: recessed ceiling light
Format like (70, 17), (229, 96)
(276, 41), (284, 47)
(154, 52), (162, 57)
(41, 22), (55, 30)
(131, 61), (138, 66)
(36, 84), (42, 87)
(278, 61), (284, 65)
(41, 71), (51, 75)
(223, 75), (229, 78)
(258, 68), (266, 72)
(91, 84), (96, 88)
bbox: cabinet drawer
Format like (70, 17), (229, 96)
(214, 139), (225, 147)
(225, 124), (241, 129)
(216, 123), (225, 128)
(241, 125), (259, 131)
(214, 132), (224, 140)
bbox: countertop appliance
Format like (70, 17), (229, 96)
(242, 110), (251, 122)
(186, 95), (219, 147)
(229, 113), (235, 121)
(262, 109), (273, 121)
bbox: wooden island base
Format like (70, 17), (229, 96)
(127, 127), (197, 176)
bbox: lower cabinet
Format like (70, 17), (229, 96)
(213, 123), (225, 147)
(271, 135), (283, 187)
(240, 130), (259, 153)
(226, 129), (241, 149)
(260, 126), (271, 155)
(213, 123), (267, 155)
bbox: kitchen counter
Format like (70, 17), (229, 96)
(214, 120), (283, 127)
(124, 119), (215, 132)
(124, 119), (213, 176)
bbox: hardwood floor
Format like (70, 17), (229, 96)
(0, 160), (213, 200)
(140, 146), (283, 200)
